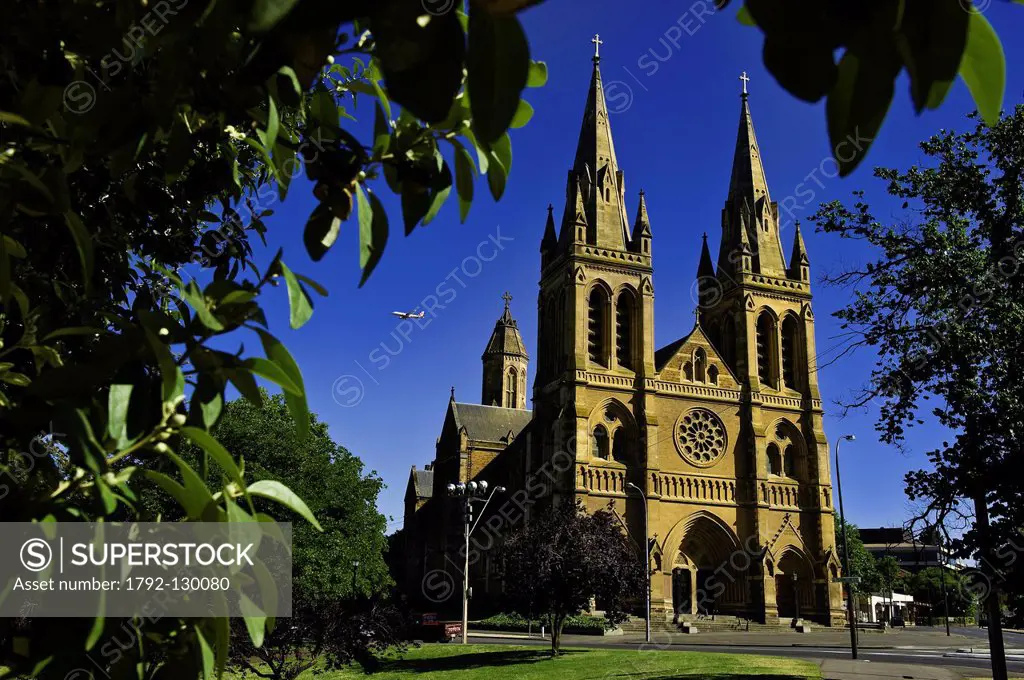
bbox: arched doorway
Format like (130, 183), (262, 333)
(775, 549), (815, 621)
(671, 513), (747, 618)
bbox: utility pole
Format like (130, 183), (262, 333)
(447, 480), (505, 645)
(835, 433), (859, 660)
(626, 482), (651, 643)
(939, 544), (951, 636)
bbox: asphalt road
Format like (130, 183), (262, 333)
(468, 633), (1024, 675)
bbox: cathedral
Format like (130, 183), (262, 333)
(396, 44), (846, 626)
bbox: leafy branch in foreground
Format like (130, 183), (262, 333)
(0, 0), (543, 676)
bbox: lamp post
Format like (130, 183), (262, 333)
(938, 540), (951, 636)
(835, 433), (859, 660)
(351, 560), (360, 594)
(626, 481), (651, 643)
(447, 480), (505, 644)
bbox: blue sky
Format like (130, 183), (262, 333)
(244, 0), (1024, 534)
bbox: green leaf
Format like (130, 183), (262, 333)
(486, 133), (512, 201)
(181, 427), (245, 489)
(143, 328), (185, 402)
(736, 5), (756, 26)
(279, 261), (314, 329)
(826, 42), (901, 177)
(509, 99), (534, 128)
(240, 594), (267, 647)
(195, 625), (216, 680)
(247, 480), (323, 531)
(303, 203), (341, 262)
(0, 111), (31, 126)
(372, 101), (391, 157)
(468, 11), (531, 144)
(166, 450), (216, 518)
(107, 384), (133, 443)
(255, 330), (309, 440)
(226, 368), (263, 406)
(294, 273), (328, 297)
(959, 12), (1005, 125)
(265, 94), (280, 151)
(526, 60), (548, 88)
(357, 184), (389, 287)
(63, 211), (93, 290)
(452, 139), (476, 223)
(0, 372), (31, 386)
(422, 153), (453, 226)
(247, 0), (301, 33)
(182, 281), (225, 332)
(244, 357), (302, 395)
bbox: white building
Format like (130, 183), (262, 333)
(857, 592), (915, 624)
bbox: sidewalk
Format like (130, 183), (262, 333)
(817, 658), (963, 680)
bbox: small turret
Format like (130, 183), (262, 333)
(788, 221), (810, 282)
(631, 190), (652, 255)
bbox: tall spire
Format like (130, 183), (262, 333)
(728, 80), (770, 205)
(481, 294), (528, 409)
(718, 74), (787, 277)
(565, 36), (630, 250)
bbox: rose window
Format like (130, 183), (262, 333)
(676, 409), (727, 466)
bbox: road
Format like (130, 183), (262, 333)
(468, 630), (1024, 677)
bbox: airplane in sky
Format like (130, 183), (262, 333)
(391, 310), (426, 319)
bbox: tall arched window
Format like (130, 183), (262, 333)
(722, 315), (737, 369)
(767, 443), (782, 475)
(505, 367), (518, 408)
(558, 290), (567, 371)
(592, 425), (610, 459)
(694, 348), (707, 383)
(588, 287), (609, 367)
(612, 428), (629, 463)
(781, 316), (800, 390)
(784, 444), (797, 478)
(708, 365), (719, 385)
(615, 291), (635, 370)
(756, 312), (777, 388)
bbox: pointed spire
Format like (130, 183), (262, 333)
(568, 39), (630, 250)
(788, 221), (810, 281)
(633, 190), (651, 237)
(541, 204), (557, 252)
(728, 78), (770, 205)
(450, 385), (456, 401)
(697, 232), (715, 279)
(483, 293), (527, 357)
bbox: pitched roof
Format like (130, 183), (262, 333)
(482, 298), (528, 358)
(452, 402), (532, 443)
(654, 334), (691, 372)
(412, 468), (433, 498)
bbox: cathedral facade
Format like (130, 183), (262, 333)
(397, 50), (846, 626)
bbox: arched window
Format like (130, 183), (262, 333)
(767, 443), (782, 476)
(588, 287), (609, 367)
(722, 315), (737, 369)
(708, 365), (719, 385)
(612, 428), (629, 463)
(558, 290), (567, 371)
(593, 425), (610, 459)
(615, 291), (635, 370)
(781, 316), (800, 390)
(505, 367), (518, 408)
(683, 361), (693, 381)
(756, 312), (777, 388)
(694, 348), (707, 383)
(784, 444), (797, 478)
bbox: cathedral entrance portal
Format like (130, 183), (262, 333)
(673, 513), (748, 618)
(775, 549), (815, 622)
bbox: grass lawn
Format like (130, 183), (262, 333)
(320, 643), (821, 680)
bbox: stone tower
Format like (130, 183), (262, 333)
(481, 293), (529, 409)
(534, 42), (655, 519)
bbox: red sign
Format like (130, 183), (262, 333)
(444, 622), (463, 639)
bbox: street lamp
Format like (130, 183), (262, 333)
(351, 559), (360, 594)
(625, 481), (651, 643)
(835, 433), (859, 659)
(448, 480), (505, 644)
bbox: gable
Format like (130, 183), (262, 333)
(654, 325), (738, 389)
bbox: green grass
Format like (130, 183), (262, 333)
(318, 644), (821, 680)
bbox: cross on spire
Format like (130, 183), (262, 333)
(591, 34), (603, 63)
(502, 291), (513, 309)
(739, 71), (750, 96)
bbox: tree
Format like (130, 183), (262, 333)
(499, 501), (644, 655)
(834, 517), (880, 593)
(812, 106), (1024, 680)
(719, 0), (1011, 176)
(0, 1), (542, 676)
(907, 567), (976, 620)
